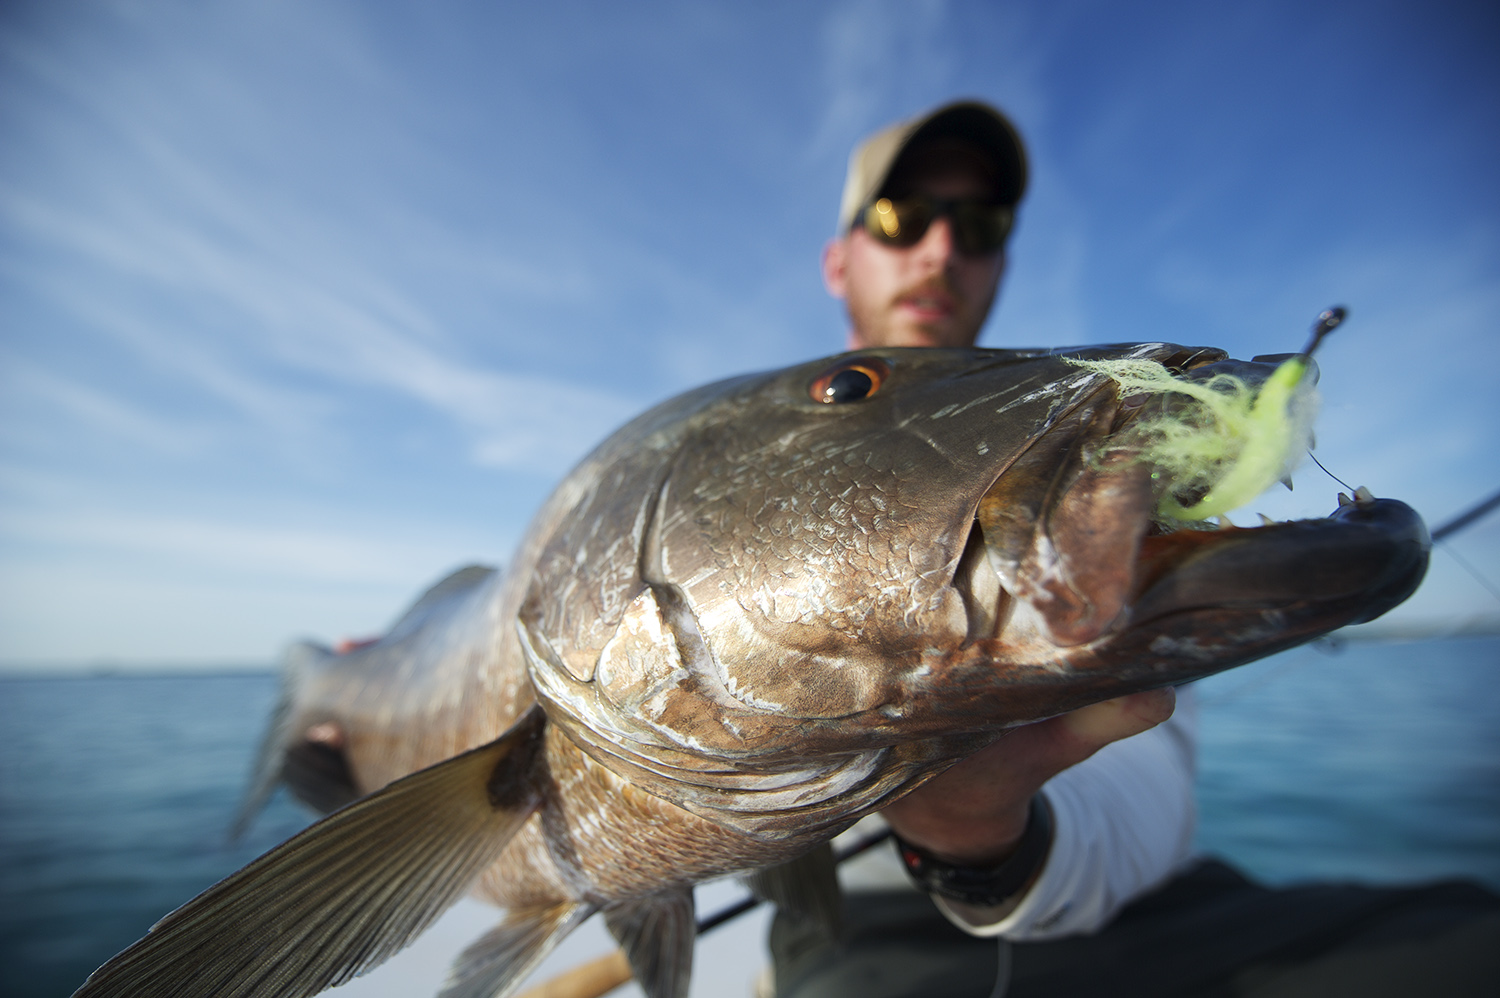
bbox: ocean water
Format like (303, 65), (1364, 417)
(0, 672), (308, 998)
(1192, 634), (1500, 889)
(1, 635), (1497, 998)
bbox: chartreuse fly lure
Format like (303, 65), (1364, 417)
(1069, 307), (1346, 524)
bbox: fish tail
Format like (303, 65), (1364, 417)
(229, 640), (337, 840)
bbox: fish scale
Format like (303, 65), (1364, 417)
(76, 344), (1429, 998)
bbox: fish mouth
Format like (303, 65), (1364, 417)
(958, 371), (1430, 661)
(1124, 493), (1428, 631)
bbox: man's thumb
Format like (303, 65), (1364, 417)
(1060, 687), (1177, 749)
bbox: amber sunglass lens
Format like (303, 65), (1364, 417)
(864, 198), (931, 247)
(865, 199), (1011, 254)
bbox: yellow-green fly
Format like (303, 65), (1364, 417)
(1069, 307), (1346, 523)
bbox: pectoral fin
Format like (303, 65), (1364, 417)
(74, 708), (549, 998)
(604, 890), (696, 998)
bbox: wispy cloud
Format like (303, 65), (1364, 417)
(0, 356), (215, 457)
(0, 505), (477, 586)
(2, 4), (639, 476)
(1, 0), (1495, 664)
(810, 0), (955, 163)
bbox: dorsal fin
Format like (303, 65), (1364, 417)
(385, 564), (498, 642)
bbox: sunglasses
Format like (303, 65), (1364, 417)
(857, 196), (1014, 256)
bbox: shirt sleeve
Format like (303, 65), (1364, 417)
(934, 684), (1200, 940)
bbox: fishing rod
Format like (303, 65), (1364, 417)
(513, 827), (894, 998)
(1425, 486), (1500, 610)
(519, 311), (1500, 998)
(523, 525), (1497, 998)
(1431, 487), (1500, 543)
(1292, 307), (1500, 608)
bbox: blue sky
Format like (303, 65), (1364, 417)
(2, 0), (1497, 665)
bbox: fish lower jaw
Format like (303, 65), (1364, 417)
(981, 601), (1091, 667)
(965, 491), (1429, 667)
(1125, 495), (1430, 633)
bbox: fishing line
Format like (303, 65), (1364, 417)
(1426, 486), (1500, 609)
(1306, 451), (1354, 493)
(1196, 648), (1323, 709)
(1437, 541), (1500, 608)
(986, 939), (1013, 998)
(1282, 306), (1350, 495)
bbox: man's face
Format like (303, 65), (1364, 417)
(823, 156), (1008, 350)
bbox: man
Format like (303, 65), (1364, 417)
(771, 100), (1499, 998)
(820, 102), (1020, 351)
(828, 102), (1186, 907)
(769, 100), (1198, 998)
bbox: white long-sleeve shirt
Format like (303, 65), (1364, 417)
(836, 685), (1199, 940)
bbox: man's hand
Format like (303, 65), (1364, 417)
(881, 689), (1177, 866)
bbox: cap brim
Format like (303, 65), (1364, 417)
(837, 100), (1028, 233)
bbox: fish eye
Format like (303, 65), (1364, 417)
(810, 359), (889, 404)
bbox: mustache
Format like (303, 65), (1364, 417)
(893, 275), (961, 307)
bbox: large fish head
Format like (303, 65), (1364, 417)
(518, 344), (1428, 839)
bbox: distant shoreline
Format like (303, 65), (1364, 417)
(3, 624), (1498, 678)
(1336, 618), (1500, 644)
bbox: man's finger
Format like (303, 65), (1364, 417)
(1060, 688), (1177, 748)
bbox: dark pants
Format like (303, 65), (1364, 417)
(771, 860), (1500, 998)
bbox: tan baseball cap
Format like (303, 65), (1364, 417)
(836, 100), (1028, 234)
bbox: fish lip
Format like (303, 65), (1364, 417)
(973, 366), (1430, 650)
(1125, 497), (1431, 631)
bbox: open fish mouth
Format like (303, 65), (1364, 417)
(1124, 492), (1428, 631)
(956, 355), (1430, 662)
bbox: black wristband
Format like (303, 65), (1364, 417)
(893, 795), (1055, 907)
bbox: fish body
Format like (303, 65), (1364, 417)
(76, 344), (1429, 998)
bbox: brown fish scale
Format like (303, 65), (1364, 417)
(72, 345), (1428, 998)
(473, 731), (789, 910)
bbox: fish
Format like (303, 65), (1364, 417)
(73, 343), (1430, 998)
